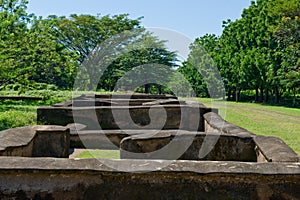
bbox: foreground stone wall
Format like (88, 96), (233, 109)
(0, 157), (299, 200)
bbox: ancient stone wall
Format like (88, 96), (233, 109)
(38, 105), (216, 131)
(0, 158), (299, 200)
(120, 132), (257, 161)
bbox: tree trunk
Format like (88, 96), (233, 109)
(255, 87), (259, 102)
(158, 85), (162, 94)
(235, 87), (241, 102)
(274, 87), (279, 104)
(227, 88), (232, 101)
(260, 86), (264, 102)
(293, 89), (296, 107)
(264, 88), (269, 103)
(88, 82), (93, 91)
(144, 84), (150, 94)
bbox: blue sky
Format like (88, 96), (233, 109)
(27, 0), (251, 40)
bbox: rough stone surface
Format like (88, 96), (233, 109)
(142, 99), (184, 106)
(203, 112), (299, 163)
(0, 126), (36, 157)
(0, 126), (70, 158)
(0, 157), (299, 200)
(32, 126), (70, 158)
(204, 112), (255, 137)
(70, 129), (134, 149)
(254, 136), (299, 162)
(120, 132), (257, 161)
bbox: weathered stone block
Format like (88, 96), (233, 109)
(254, 136), (299, 162)
(0, 126), (70, 158)
(120, 132), (257, 161)
(204, 112), (254, 137)
(32, 126), (70, 158)
(0, 126), (35, 157)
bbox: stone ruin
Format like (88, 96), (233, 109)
(0, 94), (299, 199)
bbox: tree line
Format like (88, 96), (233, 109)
(180, 0), (300, 104)
(0, 0), (177, 93)
(1, 0), (299, 105)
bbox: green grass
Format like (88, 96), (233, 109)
(197, 98), (300, 155)
(0, 90), (74, 130)
(77, 150), (120, 159)
(0, 90), (130, 130)
(0, 100), (38, 130)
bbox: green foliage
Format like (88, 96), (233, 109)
(26, 17), (78, 89)
(179, 34), (225, 98)
(178, 62), (208, 97)
(1, 0), (299, 103)
(186, 0), (300, 104)
(0, 0), (77, 90)
(48, 14), (142, 64)
(0, 0), (31, 88)
(104, 34), (177, 93)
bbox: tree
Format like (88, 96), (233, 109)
(0, 0), (32, 89)
(49, 14), (145, 90)
(182, 34), (222, 98)
(48, 14), (142, 63)
(216, 0), (280, 102)
(27, 17), (78, 89)
(0, 0), (78, 90)
(104, 33), (177, 93)
(178, 61), (208, 97)
(269, 0), (300, 105)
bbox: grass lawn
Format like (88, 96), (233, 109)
(197, 98), (300, 155)
(0, 90), (73, 130)
(0, 100), (37, 130)
(76, 149), (120, 159)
